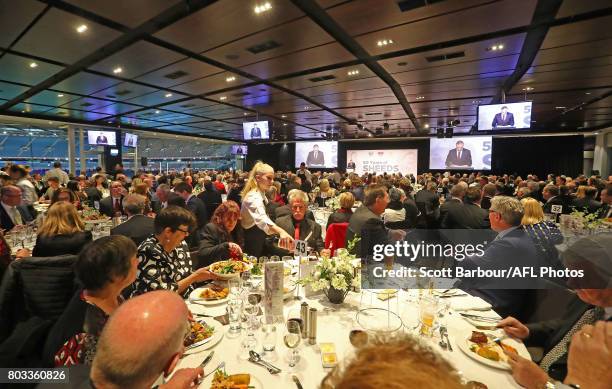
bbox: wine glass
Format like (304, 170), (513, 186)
(284, 319), (302, 368)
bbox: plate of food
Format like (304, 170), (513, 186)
(457, 331), (530, 370)
(209, 260), (251, 280)
(189, 286), (230, 305)
(207, 369), (263, 389)
(183, 320), (224, 355)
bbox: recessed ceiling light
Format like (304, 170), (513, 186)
(368, 133), (373, 137)
(585, 92), (591, 95)
(488, 43), (504, 51)
(522, 86), (534, 91)
(57, 94), (64, 97)
(416, 96), (425, 100)
(155, 110), (160, 114)
(225, 76), (236, 82)
(424, 123), (430, 129)
(243, 112), (248, 116)
(555, 106), (567, 109)
(76, 24), (88, 33)
(376, 39), (393, 47)
(254, 2), (272, 14)
(219, 96), (227, 100)
(304, 106), (310, 110)
(283, 123), (287, 126)
(112, 67), (123, 74)
(281, 114), (286, 118)
(347, 70), (360, 76)
(29, 62), (38, 68)
(165, 93), (173, 98)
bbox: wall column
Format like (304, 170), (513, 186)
(79, 128), (86, 175)
(67, 126), (76, 176)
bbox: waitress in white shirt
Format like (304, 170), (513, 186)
(240, 162), (294, 256)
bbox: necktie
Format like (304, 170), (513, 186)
(294, 222), (300, 240)
(114, 198), (121, 213)
(457, 150), (461, 160)
(314, 151), (317, 160)
(502, 113), (506, 122)
(11, 207), (22, 225)
(539, 307), (604, 372)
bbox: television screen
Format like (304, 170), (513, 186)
(295, 141), (338, 168)
(477, 101), (532, 131)
(109, 148), (119, 156)
(429, 136), (492, 170)
(242, 121), (269, 140)
(87, 130), (117, 146)
(231, 145), (248, 155)
(347, 149), (418, 176)
(124, 133), (138, 148)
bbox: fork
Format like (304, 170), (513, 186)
(203, 361), (225, 379)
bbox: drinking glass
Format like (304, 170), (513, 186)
(419, 296), (438, 337)
(261, 316), (280, 353)
(284, 319), (302, 368)
(226, 298), (243, 338)
(269, 255), (280, 262)
(228, 278), (241, 298)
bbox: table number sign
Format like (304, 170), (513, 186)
(550, 205), (563, 214)
(294, 240), (308, 258)
(264, 261), (284, 319)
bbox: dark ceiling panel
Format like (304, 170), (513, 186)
(135, 57), (223, 88)
(23, 90), (81, 106)
(64, 0), (175, 28)
(88, 41), (185, 78)
(12, 8), (122, 64)
(89, 81), (159, 102)
(0, 81), (30, 100)
(52, 72), (120, 95)
(0, 0), (46, 47)
(0, 53), (63, 85)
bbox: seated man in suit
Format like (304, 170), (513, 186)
(599, 184), (611, 219)
(572, 186), (602, 214)
(346, 184), (390, 259)
(99, 181), (125, 217)
(0, 185), (34, 231)
(111, 194), (154, 246)
(495, 233), (612, 388)
(459, 196), (548, 320)
(439, 182), (467, 229)
(445, 140), (472, 168)
(272, 190), (326, 256)
(174, 182), (207, 248)
(491, 105), (515, 128)
(542, 184), (573, 215)
(306, 144), (325, 167)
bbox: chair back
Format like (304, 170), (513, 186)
(325, 222), (349, 256)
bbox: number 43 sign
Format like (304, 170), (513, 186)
(294, 240), (308, 258)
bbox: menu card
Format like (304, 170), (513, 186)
(264, 261), (284, 319)
(300, 260), (322, 298)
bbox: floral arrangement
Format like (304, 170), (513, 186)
(325, 196), (341, 211)
(298, 251), (360, 293)
(569, 209), (606, 231)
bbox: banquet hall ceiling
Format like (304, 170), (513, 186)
(0, 0), (611, 142)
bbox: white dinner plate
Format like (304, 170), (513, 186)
(188, 287), (229, 306)
(200, 371), (263, 389)
(208, 260), (252, 280)
(183, 320), (224, 355)
(457, 332), (530, 370)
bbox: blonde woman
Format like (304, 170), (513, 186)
(520, 198), (563, 265)
(240, 162), (294, 256)
(32, 202), (92, 257)
(314, 178), (336, 207)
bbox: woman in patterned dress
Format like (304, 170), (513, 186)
(42, 235), (138, 367)
(131, 206), (217, 298)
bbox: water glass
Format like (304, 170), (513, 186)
(284, 319), (302, 368)
(261, 316), (280, 352)
(226, 298), (243, 338)
(228, 278), (241, 297)
(269, 255), (280, 262)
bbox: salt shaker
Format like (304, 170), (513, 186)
(300, 302), (309, 339)
(308, 308), (317, 345)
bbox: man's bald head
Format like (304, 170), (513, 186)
(91, 291), (189, 389)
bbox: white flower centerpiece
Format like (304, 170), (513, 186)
(324, 195), (341, 211)
(298, 249), (360, 304)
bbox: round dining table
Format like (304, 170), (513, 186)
(178, 282), (528, 389)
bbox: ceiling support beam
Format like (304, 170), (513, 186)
(491, 0), (563, 104)
(0, 0), (219, 110)
(290, 0), (421, 134)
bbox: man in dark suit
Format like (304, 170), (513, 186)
(542, 184), (572, 214)
(459, 196), (547, 320)
(110, 194), (154, 246)
(99, 181), (125, 217)
(347, 160), (356, 170)
(196, 179), (221, 221)
(250, 125), (261, 139)
(96, 133), (109, 145)
(415, 182), (440, 228)
(598, 184), (611, 219)
(151, 184), (171, 214)
(346, 184), (389, 259)
(439, 182), (467, 229)
(459, 186), (490, 229)
(444, 140), (472, 168)
(272, 190), (325, 256)
(491, 105), (515, 128)
(174, 182), (207, 247)
(480, 183), (497, 210)
(572, 186), (602, 214)
(0, 185), (33, 231)
(306, 144), (325, 167)
(495, 234), (612, 387)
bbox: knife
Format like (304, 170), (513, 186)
(292, 375), (304, 389)
(459, 313), (499, 323)
(200, 351), (214, 368)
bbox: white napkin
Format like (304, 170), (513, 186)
(449, 295), (492, 311)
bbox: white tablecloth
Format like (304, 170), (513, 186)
(179, 287), (526, 389)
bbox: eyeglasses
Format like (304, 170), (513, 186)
(176, 227), (190, 236)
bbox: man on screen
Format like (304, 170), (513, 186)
(491, 105), (515, 128)
(250, 124), (261, 139)
(445, 140), (472, 168)
(347, 159), (356, 170)
(96, 133), (108, 145)
(306, 144), (325, 167)
(126, 136), (135, 147)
